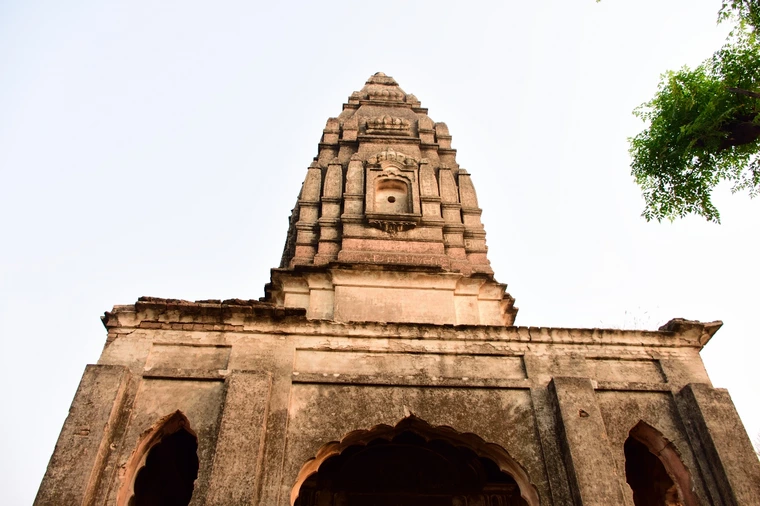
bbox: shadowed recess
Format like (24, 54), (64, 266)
(624, 421), (700, 506)
(129, 428), (198, 506)
(295, 428), (529, 506)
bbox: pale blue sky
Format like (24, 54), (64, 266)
(1, 1), (758, 504)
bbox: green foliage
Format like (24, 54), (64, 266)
(630, 4), (760, 222)
(719, 0), (760, 31)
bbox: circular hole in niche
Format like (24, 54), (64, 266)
(387, 196), (396, 203)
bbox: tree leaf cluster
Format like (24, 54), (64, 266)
(629, 1), (760, 222)
(719, 0), (760, 31)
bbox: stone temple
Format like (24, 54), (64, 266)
(36, 73), (760, 506)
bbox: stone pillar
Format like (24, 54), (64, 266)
(342, 154), (364, 219)
(337, 155), (364, 264)
(549, 376), (627, 506)
(678, 383), (760, 506)
(253, 358), (295, 506)
(291, 161), (322, 266)
(418, 115), (435, 144)
(341, 116), (358, 143)
(458, 169), (491, 274)
(205, 372), (273, 506)
(34, 364), (131, 506)
(439, 165), (467, 271)
(314, 159), (343, 265)
(434, 122), (457, 167)
(419, 158), (442, 223)
(527, 386), (575, 506)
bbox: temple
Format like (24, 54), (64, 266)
(36, 73), (760, 506)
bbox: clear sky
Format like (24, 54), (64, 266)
(1, 1), (758, 504)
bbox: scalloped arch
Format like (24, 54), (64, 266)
(627, 420), (702, 506)
(117, 410), (198, 506)
(290, 415), (540, 506)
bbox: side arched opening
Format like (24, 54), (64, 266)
(624, 421), (701, 506)
(119, 411), (199, 506)
(292, 416), (539, 506)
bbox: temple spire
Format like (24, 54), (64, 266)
(267, 73), (516, 325)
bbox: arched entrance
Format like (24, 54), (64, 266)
(118, 410), (199, 506)
(624, 421), (701, 506)
(292, 416), (539, 506)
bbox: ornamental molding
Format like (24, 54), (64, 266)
(366, 115), (411, 135)
(367, 88), (405, 102)
(375, 166), (412, 182)
(366, 149), (418, 167)
(365, 72), (398, 86)
(366, 215), (420, 235)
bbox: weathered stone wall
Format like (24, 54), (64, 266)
(35, 298), (760, 506)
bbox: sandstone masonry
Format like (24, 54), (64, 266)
(35, 73), (760, 506)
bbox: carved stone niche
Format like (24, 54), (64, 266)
(365, 150), (421, 234)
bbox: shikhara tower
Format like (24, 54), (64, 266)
(267, 72), (515, 327)
(36, 73), (760, 506)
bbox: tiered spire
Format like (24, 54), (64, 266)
(268, 73), (516, 326)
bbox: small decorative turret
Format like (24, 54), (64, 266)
(266, 73), (517, 326)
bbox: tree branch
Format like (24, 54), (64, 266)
(727, 86), (760, 99)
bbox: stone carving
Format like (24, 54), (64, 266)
(365, 72), (398, 86)
(366, 168), (418, 234)
(367, 88), (405, 102)
(366, 217), (418, 235)
(366, 115), (411, 135)
(366, 149), (418, 166)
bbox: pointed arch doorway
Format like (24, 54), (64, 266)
(624, 421), (701, 506)
(118, 410), (199, 506)
(292, 416), (539, 506)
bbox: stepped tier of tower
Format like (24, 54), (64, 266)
(266, 73), (517, 326)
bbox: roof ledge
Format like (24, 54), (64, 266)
(100, 296), (307, 329)
(659, 318), (723, 347)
